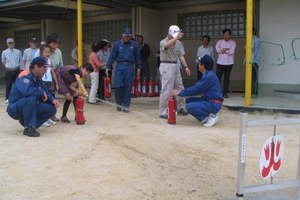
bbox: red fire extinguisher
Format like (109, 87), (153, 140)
(135, 74), (141, 96)
(104, 73), (111, 98)
(142, 77), (147, 97)
(76, 97), (85, 125)
(154, 77), (159, 96)
(131, 80), (136, 97)
(148, 77), (155, 97)
(168, 96), (177, 124)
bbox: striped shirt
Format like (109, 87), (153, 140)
(1, 48), (22, 69)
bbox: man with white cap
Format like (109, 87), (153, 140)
(158, 25), (190, 119)
(1, 38), (22, 104)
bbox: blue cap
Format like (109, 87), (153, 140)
(122, 27), (132, 36)
(30, 56), (48, 69)
(196, 55), (214, 70)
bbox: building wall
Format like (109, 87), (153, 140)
(0, 2), (247, 91)
(259, 0), (300, 95)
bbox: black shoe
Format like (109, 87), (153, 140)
(61, 116), (70, 123)
(159, 115), (168, 119)
(223, 95), (229, 98)
(19, 119), (25, 127)
(23, 126), (40, 137)
(123, 108), (130, 113)
(116, 105), (122, 111)
(178, 108), (189, 115)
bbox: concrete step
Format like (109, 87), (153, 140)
(274, 90), (300, 100)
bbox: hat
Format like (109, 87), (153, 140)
(169, 25), (180, 38)
(196, 55), (214, 70)
(122, 27), (132, 36)
(30, 56), (48, 69)
(102, 39), (110, 43)
(6, 38), (14, 43)
(29, 37), (37, 43)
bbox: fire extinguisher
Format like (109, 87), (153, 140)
(148, 77), (155, 97)
(154, 77), (159, 96)
(104, 73), (111, 98)
(142, 77), (147, 97)
(131, 80), (136, 97)
(168, 96), (177, 124)
(76, 97), (85, 125)
(135, 74), (141, 96)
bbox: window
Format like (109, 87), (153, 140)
(83, 19), (132, 44)
(14, 29), (41, 48)
(178, 9), (246, 38)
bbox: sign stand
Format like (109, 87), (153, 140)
(236, 112), (300, 199)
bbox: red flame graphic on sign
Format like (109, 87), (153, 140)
(261, 140), (282, 178)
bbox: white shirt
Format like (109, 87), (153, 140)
(196, 45), (214, 62)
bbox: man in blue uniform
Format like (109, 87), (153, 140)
(106, 27), (141, 112)
(171, 55), (223, 127)
(7, 56), (60, 137)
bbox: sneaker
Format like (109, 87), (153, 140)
(116, 105), (122, 111)
(23, 126), (40, 137)
(204, 115), (218, 127)
(159, 115), (168, 119)
(201, 114), (213, 123)
(178, 108), (189, 115)
(51, 116), (60, 122)
(123, 108), (130, 113)
(5, 99), (8, 104)
(61, 116), (70, 123)
(42, 122), (51, 127)
(47, 119), (57, 125)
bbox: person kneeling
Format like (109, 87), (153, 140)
(171, 55), (223, 127)
(6, 56), (60, 137)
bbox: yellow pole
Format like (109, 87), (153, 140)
(245, 0), (253, 106)
(77, 0), (83, 95)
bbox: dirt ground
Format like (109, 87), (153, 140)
(1, 95), (300, 200)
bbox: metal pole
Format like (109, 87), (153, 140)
(244, 0), (253, 106)
(77, 0), (84, 94)
(236, 112), (248, 199)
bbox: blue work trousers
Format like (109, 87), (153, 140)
(7, 96), (57, 128)
(185, 97), (222, 122)
(114, 64), (134, 109)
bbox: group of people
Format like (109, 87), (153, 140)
(2, 25), (260, 137)
(3, 32), (94, 137)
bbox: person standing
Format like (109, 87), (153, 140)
(171, 55), (223, 127)
(35, 32), (63, 69)
(22, 37), (38, 70)
(39, 44), (59, 127)
(71, 39), (88, 66)
(137, 35), (150, 85)
(1, 38), (22, 104)
(97, 39), (111, 100)
(6, 56), (60, 137)
(196, 35), (214, 80)
(106, 27), (141, 112)
(244, 28), (261, 97)
(215, 28), (236, 98)
(88, 41), (106, 104)
(158, 25), (190, 119)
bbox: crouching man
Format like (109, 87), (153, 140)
(7, 56), (60, 137)
(171, 55), (223, 127)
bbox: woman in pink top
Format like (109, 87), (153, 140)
(88, 41), (106, 104)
